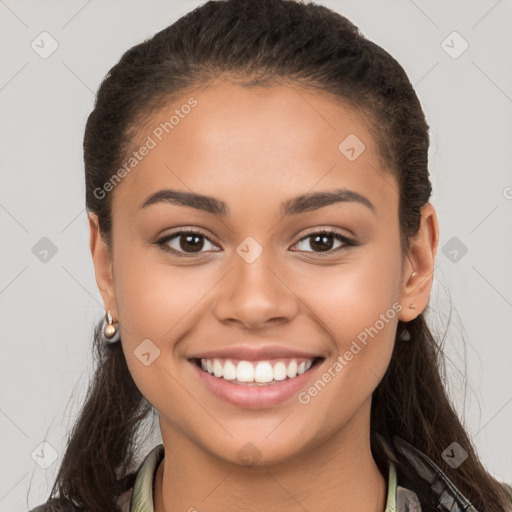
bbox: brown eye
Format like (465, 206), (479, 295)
(157, 230), (220, 255)
(178, 233), (205, 252)
(292, 230), (356, 254)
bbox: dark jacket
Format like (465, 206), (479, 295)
(28, 436), (512, 512)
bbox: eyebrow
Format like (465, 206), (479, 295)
(140, 187), (375, 217)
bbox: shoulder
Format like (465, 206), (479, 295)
(392, 436), (512, 511)
(28, 498), (88, 512)
(501, 482), (512, 508)
(28, 465), (139, 512)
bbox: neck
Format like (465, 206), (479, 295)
(154, 406), (387, 512)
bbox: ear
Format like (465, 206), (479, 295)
(398, 202), (439, 322)
(88, 212), (118, 319)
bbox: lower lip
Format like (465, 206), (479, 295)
(190, 360), (323, 409)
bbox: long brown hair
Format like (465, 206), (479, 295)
(37, 0), (511, 510)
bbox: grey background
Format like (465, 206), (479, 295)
(1, 0), (511, 510)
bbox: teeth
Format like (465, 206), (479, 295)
(286, 360), (298, 379)
(213, 359), (223, 378)
(199, 357), (316, 383)
(254, 361), (273, 383)
(236, 361), (254, 382)
(223, 360), (237, 380)
(273, 362), (287, 381)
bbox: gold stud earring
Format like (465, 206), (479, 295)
(103, 310), (120, 343)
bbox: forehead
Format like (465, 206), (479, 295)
(111, 81), (395, 216)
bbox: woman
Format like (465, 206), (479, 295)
(29, 0), (512, 510)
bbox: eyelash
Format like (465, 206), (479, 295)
(154, 228), (358, 257)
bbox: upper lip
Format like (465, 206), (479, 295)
(188, 345), (323, 361)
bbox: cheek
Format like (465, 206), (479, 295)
(113, 243), (219, 343)
(297, 247), (402, 340)
(294, 245), (402, 398)
(111, 244), (213, 414)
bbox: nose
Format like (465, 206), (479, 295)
(212, 248), (299, 329)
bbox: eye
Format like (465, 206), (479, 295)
(291, 229), (357, 254)
(156, 229), (220, 256)
(155, 228), (357, 257)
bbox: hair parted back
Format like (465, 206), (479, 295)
(38, 0), (511, 510)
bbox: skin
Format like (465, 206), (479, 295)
(89, 81), (439, 512)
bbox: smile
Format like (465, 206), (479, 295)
(196, 357), (317, 385)
(190, 355), (324, 408)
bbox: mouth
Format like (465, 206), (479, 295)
(189, 356), (325, 408)
(191, 357), (324, 385)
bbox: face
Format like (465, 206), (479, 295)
(89, 81), (437, 466)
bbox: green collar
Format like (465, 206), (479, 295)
(128, 444), (401, 512)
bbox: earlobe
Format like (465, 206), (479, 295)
(398, 203), (439, 322)
(88, 213), (118, 318)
